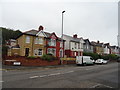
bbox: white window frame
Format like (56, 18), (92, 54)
(47, 48), (56, 56)
(60, 41), (63, 48)
(34, 49), (43, 56)
(35, 37), (39, 44)
(38, 38), (43, 44)
(48, 39), (56, 46)
(59, 49), (63, 57)
(38, 49), (43, 56)
(26, 36), (30, 43)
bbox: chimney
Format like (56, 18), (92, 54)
(38, 25), (44, 31)
(97, 40), (99, 43)
(73, 34), (77, 38)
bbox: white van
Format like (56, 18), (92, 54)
(76, 56), (95, 66)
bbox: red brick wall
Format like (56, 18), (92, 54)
(4, 56), (76, 66)
(4, 56), (60, 66)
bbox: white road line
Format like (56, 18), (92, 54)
(103, 84), (113, 88)
(90, 84), (101, 88)
(90, 83), (113, 88)
(0, 81), (4, 83)
(48, 73), (61, 76)
(64, 71), (74, 74)
(39, 75), (47, 78)
(29, 76), (39, 79)
(30, 71), (74, 79)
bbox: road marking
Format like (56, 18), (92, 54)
(29, 76), (39, 79)
(91, 83), (113, 88)
(48, 73), (61, 76)
(90, 84), (101, 88)
(64, 71), (74, 74)
(39, 75), (47, 78)
(0, 81), (4, 83)
(103, 84), (113, 88)
(30, 71), (74, 79)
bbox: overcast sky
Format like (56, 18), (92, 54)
(0, 0), (119, 46)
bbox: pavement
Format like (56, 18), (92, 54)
(2, 64), (76, 71)
(1, 62), (119, 88)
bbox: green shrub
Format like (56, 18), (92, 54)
(83, 52), (99, 60)
(83, 52), (119, 60)
(41, 54), (55, 61)
(27, 56), (37, 59)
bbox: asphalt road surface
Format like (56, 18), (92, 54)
(1, 62), (119, 88)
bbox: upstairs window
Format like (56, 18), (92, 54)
(75, 43), (77, 49)
(48, 39), (56, 46)
(38, 38), (43, 44)
(60, 42), (63, 47)
(35, 37), (39, 44)
(78, 43), (80, 49)
(35, 37), (43, 44)
(26, 36), (30, 43)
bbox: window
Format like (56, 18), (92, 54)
(38, 49), (42, 56)
(59, 49), (63, 57)
(48, 39), (56, 46)
(47, 48), (56, 56)
(34, 49), (43, 56)
(75, 43), (77, 49)
(35, 37), (43, 44)
(60, 42), (63, 47)
(78, 43), (80, 49)
(26, 36), (30, 43)
(34, 49), (38, 55)
(39, 38), (43, 44)
(35, 37), (39, 44)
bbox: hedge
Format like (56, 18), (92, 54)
(83, 52), (120, 60)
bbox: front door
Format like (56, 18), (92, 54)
(25, 48), (29, 57)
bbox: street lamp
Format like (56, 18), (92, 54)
(61, 10), (65, 65)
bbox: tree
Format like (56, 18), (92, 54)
(0, 27), (22, 56)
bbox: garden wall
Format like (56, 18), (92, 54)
(3, 56), (76, 66)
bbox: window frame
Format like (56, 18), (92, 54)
(26, 36), (30, 43)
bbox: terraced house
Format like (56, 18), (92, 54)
(91, 41), (104, 55)
(63, 34), (84, 57)
(83, 39), (93, 53)
(8, 26), (65, 57)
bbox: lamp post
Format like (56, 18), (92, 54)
(61, 10), (65, 65)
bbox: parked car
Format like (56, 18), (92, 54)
(76, 56), (95, 66)
(95, 59), (108, 64)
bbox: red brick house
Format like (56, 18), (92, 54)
(45, 32), (65, 57)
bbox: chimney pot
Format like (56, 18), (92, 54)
(39, 25), (44, 31)
(73, 34), (77, 38)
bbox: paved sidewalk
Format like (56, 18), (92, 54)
(2, 64), (76, 71)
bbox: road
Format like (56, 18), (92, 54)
(1, 62), (119, 88)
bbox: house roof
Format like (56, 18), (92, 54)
(84, 39), (92, 45)
(23, 29), (38, 36)
(63, 34), (83, 43)
(16, 29), (65, 41)
(91, 41), (103, 47)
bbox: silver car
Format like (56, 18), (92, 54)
(95, 59), (108, 64)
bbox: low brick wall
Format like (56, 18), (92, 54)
(3, 56), (76, 66)
(4, 56), (60, 66)
(62, 60), (76, 64)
